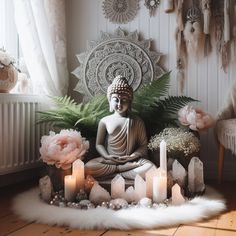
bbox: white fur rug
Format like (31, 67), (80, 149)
(12, 186), (226, 230)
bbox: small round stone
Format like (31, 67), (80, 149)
(109, 202), (115, 210)
(138, 197), (152, 207)
(101, 202), (108, 208)
(87, 203), (95, 209)
(152, 203), (158, 208)
(59, 202), (66, 207)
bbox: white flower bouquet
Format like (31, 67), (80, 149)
(148, 127), (200, 160)
(39, 129), (89, 170)
(0, 48), (16, 69)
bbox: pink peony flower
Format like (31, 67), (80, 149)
(39, 129), (89, 170)
(178, 105), (215, 131)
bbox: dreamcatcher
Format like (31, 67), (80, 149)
(144, 0), (160, 16)
(183, 0), (204, 59)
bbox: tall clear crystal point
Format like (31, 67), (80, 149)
(145, 166), (157, 199)
(188, 157), (205, 193)
(89, 182), (111, 204)
(172, 159), (187, 188)
(134, 174), (146, 201)
(111, 174), (125, 199)
(122, 186), (137, 203)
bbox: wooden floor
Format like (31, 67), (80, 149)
(0, 180), (236, 236)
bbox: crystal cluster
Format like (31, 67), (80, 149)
(39, 156), (205, 210)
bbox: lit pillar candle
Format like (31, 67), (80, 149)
(160, 140), (167, 173)
(145, 166), (157, 199)
(152, 170), (167, 203)
(171, 183), (185, 205)
(72, 159), (84, 190)
(64, 175), (76, 201)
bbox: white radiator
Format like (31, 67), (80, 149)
(0, 94), (48, 175)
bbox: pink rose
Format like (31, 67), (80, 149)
(178, 105), (215, 131)
(39, 129), (89, 170)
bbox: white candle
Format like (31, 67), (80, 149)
(145, 166), (157, 199)
(160, 140), (167, 173)
(152, 171), (167, 203)
(64, 175), (76, 201)
(172, 183), (185, 205)
(72, 159), (84, 190)
(111, 174), (125, 199)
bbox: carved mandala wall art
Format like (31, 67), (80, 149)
(102, 0), (139, 24)
(72, 28), (165, 100)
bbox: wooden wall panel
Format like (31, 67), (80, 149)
(67, 0), (236, 180)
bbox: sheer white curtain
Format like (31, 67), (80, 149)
(13, 0), (68, 96)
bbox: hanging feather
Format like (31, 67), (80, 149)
(220, 0), (230, 72)
(177, 67), (185, 95)
(175, 0), (186, 95)
(164, 0), (174, 13)
(184, 5), (204, 59)
(201, 0), (211, 34)
(176, 29), (186, 95)
(231, 0), (236, 62)
(221, 43), (229, 72)
(213, 0), (224, 54)
(176, 0), (184, 31)
(201, 0), (212, 55)
(224, 0), (230, 43)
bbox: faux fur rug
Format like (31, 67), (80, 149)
(12, 186), (226, 230)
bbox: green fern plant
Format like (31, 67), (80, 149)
(37, 95), (110, 138)
(37, 72), (197, 138)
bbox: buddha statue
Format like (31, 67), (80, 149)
(85, 75), (155, 180)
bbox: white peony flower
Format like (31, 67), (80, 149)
(39, 129), (90, 170)
(178, 105), (215, 131)
(0, 49), (15, 67)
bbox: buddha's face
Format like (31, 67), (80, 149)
(110, 93), (131, 115)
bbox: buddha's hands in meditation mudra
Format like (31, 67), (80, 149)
(85, 76), (155, 180)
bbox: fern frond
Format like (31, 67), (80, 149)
(133, 72), (171, 112)
(138, 96), (198, 136)
(50, 95), (77, 107)
(37, 95), (109, 138)
(37, 72), (198, 139)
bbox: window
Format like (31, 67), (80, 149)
(0, 0), (31, 94)
(0, 0), (19, 61)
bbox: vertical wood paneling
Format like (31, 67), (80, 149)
(67, 1), (236, 180)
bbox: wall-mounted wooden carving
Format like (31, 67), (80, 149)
(72, 28), (165, 100)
